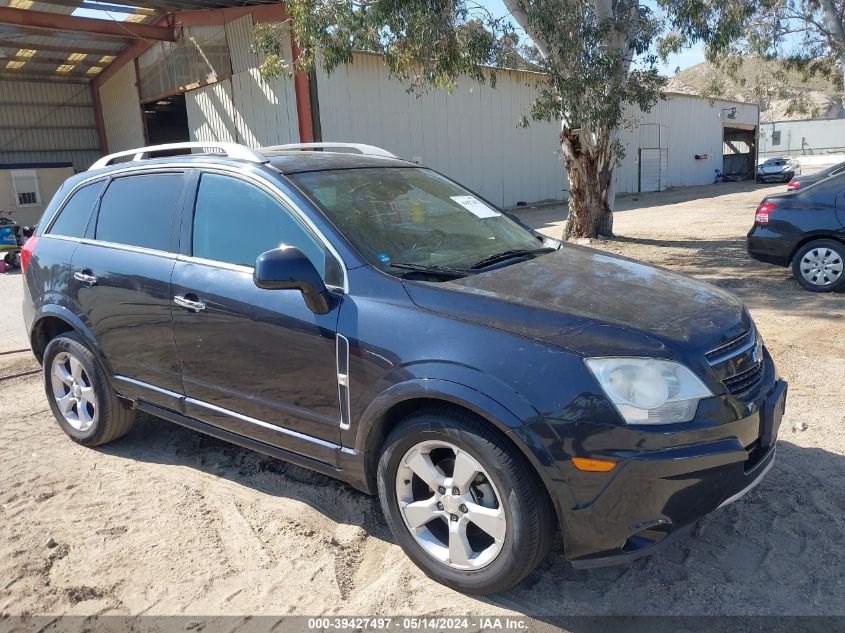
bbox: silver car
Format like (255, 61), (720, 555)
(757, 157), (800, 183)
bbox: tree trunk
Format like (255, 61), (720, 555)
(818, 0), (845, 87)
(840, 51), (845, 91)
(560, 128), (614, 240)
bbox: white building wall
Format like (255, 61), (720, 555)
(0, 80), (99, 171)
(0, 166), (74, 227)
(186, 15), (300, 147)
(99, 63), (145, 154)
(759, 118), (845, 158)
(316, 53), (565, 207)
(615, 94), (758, 193)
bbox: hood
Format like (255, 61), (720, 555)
(403, 245), (750, 358)
(758, 161), (792, 174)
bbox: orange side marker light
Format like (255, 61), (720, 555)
(572, 457), (616, 472)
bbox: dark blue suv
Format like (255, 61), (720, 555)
(22, 142), (787, 594)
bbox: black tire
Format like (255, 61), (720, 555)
(791, 239), (845, 293)
(377, 406), (555, 594)
(43, 332), (135, 446)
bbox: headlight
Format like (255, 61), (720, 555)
(584, 357), (713, 425)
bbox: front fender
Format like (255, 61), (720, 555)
(352, 375), (569, 533)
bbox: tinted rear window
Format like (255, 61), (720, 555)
(48, 181), (104, 238)
(96, 174), (183, 251)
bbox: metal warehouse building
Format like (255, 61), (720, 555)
(0, 0), (758, 227)
(759, 117), (845, 158)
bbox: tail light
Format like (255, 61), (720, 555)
(755, 202), (776, 224)
(787, 181), (800, 191)
(20, 236), (39, 273)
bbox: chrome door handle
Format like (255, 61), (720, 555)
(174, 295), (206, 312)
(73, 271), (97, 285)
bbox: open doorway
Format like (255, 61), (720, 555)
(723, 125), (757, 180)
(144, 94), (190, 145)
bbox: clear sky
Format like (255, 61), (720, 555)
(476, 0), (706, 76)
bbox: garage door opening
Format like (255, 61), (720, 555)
(723, 125), (757, 180)
(144, 94), (190, 146)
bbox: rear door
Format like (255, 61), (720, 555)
(69, 170), (188, 410)
(171, 169), (344, 464)
(836, 184), (845, 228)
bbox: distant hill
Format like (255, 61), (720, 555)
(666, 59), (844, 121)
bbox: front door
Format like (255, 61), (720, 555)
(171, 171), (343, 464)
(70, 171), (187, 411)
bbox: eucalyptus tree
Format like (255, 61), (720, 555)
(255, 0), (734, 239)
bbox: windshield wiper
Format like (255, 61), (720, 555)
(469, 247), (555, 270)
(388, 261), (474, 279)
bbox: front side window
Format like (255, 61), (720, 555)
(192, 173), (329, 280)
(290, 168), (544, 274)
(12, 170), (40, 207)
(96, 173), (183, 251)
(48, 181), (105, 238)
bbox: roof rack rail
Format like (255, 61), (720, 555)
(89, 142), (268, 171)
(264, 142), (398, 159)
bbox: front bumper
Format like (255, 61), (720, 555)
(561, 378), (787, 568)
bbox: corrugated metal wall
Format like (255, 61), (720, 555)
(99, 62), (145, 154)
(186, 15), (300, 147)
(0, 80), (99, 171)
(759, 118), (845, 157)
(316, 53), (565, 207)
(186, 79), (237, 142)
(137, 24), (231, 101)
(615, 95), (758, 193)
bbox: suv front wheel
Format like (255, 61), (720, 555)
(43, 332), (135, 446)
(377, 407), (555, 594)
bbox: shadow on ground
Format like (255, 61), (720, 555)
(101, 414), (845, 617)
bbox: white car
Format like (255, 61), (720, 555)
(757, 157), (801, 183)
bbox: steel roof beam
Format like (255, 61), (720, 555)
(0, 6), (176, 42)
(0, 54), (108, 68)
(0, 66), (98, 79)
(0, 37), (119, 56)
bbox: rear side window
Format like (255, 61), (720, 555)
(48, 181), (104, 238)
(96, 174), (183, 251)
(192, 172), (327, 277)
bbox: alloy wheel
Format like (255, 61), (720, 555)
(49, 351), (98, 432)
(395, 440), (506, 570)
(800, 247), (843, 287)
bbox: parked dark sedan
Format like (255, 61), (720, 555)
(23, 141), (786, 594)
(787, 160), (845, 191)
(748, 173), (845, 291)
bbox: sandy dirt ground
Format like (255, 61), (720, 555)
(1, 181), (844, 620)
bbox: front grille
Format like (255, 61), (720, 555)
(723, 362), (764, 395)
(705, 326), (765, 396)
(705, 328), (754, 364)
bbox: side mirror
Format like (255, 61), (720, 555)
(254, 246), (333, 315)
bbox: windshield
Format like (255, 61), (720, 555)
(290, 167), (548, 276)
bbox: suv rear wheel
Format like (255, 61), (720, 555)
(43, 332), (135, 446)
(792, 239), (845, 292)
(377, 407), (555, 594)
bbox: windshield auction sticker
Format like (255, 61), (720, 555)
(450, 195), (500, 218)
